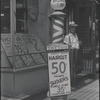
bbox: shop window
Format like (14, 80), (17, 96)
(1, 0), (47, 70)
(1, 0), (10, 33)
(16, 0), (27, 33)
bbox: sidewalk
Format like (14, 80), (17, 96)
(1, 74), (99, 100)
(68, 79), (99, 100)
(44, 79), (99, 100)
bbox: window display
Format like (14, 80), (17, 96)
(1, 34), (47, 69)
(1, 0), (47, 70)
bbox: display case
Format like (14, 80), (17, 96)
(1, 33), (47, 70)
(1, 0), (48, 70)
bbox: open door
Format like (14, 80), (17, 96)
(73, 0), (98, 76)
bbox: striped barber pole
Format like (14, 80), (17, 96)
(52, 14), (65, 44)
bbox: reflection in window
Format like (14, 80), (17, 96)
(16, 0), (27, 33)
(1, 0), (10, 33)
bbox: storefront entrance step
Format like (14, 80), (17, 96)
(1, 94), (30, 100)
(1, 96), (21, 100)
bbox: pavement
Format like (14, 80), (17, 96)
(1, 73), (99, 100)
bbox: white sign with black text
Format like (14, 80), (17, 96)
(48, 51), (71, 97)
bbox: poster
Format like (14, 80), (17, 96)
(41, 52), (48, 62)
(8, 56), (26, 68)
(1, 51), (11, 68)
(1, 33), (47, 68)
(48, 51), (71, 96)
(1, 34), (46, 56)
(21, 55), (36, 66)
(15, 34), (46, 55)
(31, 54), (45, 64)
(1, 34), (12, 56)
(1, 43), (12, 68)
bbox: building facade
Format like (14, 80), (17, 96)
(1, 0), (99, 97)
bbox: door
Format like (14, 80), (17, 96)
(78, 5), (97, 75)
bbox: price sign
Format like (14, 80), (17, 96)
(48, 51), (71, 97)
(1, 34), (12, 56)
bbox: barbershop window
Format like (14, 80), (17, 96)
(1, 0), (27, 33)
(1, 0), (47, 70)
(16, 0), (27, 33)
(1, 0), (10, 33)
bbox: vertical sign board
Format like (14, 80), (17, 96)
(48, 51), (71, 97)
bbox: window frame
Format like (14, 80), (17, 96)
(1, 0), (10, 33)
(10, 0), (27, 69)
(16, 0), (27, 33)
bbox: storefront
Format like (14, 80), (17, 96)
(1, 0), (50, 97)
(1, 0), (99, 98)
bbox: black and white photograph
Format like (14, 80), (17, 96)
(1, 0), (99, 100)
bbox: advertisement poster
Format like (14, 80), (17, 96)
(15, 34), (46, 55)
(1, 46), (11, 68)
(1, 34), (46, 56)
(1, 34), (47, 68)
(21, 55), (36, 66)
(1, 34), (12, 56)
(31, 54), (45, 64)
(48, 51), (71, 97)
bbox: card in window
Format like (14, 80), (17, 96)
(21, 55), (36, 66)
(8, 56), (26, 68)
(1, 51), (12, 68)
(31, 53), (45, 64)
(41, 52), (48, 62)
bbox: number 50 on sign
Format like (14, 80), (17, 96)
(48, 51), (71, 97)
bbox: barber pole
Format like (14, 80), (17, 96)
(51, 0), (66, 44)
(47, 0), (70, 100)
(52, 12), (65, 43)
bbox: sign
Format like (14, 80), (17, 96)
(21, 55), (36, 66)
(47, 44), (69, 51)
(1, 34), (46, 56)
(1, 51), (11, 68)
(51, 0), (66, 10)
(1, 33), (47, 69)
(41, 52), (48, 62)
(1, 34), (12, 56)
(31, 54), (45, 64)
(48, 51), (71, 97)
(15, 34), (46, 55)
(8, 56), (26, 68)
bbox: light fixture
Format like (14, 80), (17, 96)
(1, 14), (4, 16)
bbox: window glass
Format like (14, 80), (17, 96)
(1, 0), (10, 33)
(16, 0), (27, 33)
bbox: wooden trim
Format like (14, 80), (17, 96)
(10, 0), (16, 69)
(1, 64), (47, 72)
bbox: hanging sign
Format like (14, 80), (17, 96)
(48, 51), (71, 97)
(51, 0), (66, 10)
